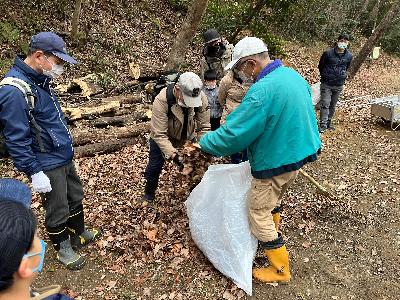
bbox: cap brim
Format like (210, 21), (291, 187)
(224, 58), (239, 71)
(52, 51), (78, 64)
(182, 94), (202, 107)
(206, 37), (221, 44)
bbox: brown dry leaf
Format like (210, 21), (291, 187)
(146, 229), (158, 241)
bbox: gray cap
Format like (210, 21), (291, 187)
(177, 72), (203, 107)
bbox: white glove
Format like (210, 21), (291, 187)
(31, 171), (52, 193)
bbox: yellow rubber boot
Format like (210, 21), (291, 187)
(272, 212), (280, 231)
(253, 245), (291, 283)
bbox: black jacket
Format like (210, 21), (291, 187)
(318, 47), (353, 86)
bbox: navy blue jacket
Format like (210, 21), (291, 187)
(318, 47), (353, 86)
(0, 56), (74, 176)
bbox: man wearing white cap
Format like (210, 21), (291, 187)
(199, 37), (321, 283)
(142, 72), (211, 202)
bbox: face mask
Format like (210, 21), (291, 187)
(234, 70), (253, 84)
(337, 42), (348, 50)
(177, 95), (189, 108)
(23, 239), (46, 273)
(237, 61), (256, 83)
(41, 56), (64, 79)
(205, 83), (217, 90)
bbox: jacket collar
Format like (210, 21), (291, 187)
(256, 59), (283, 82)
(13, 55), (51, 86)
(333, 47), (347, 56)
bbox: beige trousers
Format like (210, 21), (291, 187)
(248, 170), (299, 242)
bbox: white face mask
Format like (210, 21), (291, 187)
(41, 56), (64, 79)
(337, 42), (348, 50)
(205, 83), (217, 90)
(178, 100), (189, 108)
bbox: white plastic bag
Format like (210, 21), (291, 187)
(311, 82), (321, 106)
(185, 161), (258, 295)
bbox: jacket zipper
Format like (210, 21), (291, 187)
(48, 81), (73, 151)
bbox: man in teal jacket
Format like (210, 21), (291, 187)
(199, 37), (321, 284)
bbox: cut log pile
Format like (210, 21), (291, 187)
(59, 75), (153, 158)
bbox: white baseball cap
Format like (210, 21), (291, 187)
(177, 72), (203, 107)
(225, 37), (269, 71)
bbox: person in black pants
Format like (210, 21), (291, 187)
(318, 33), (353, 133)
(142, 72), (211, 202)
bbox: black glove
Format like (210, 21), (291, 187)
(172, 154), (184, 169)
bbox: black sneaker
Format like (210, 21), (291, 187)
(319, 126), (327, 133)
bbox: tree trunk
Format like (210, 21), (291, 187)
(72, 122), (149, 146)
(90, 112), (149, 128)
(102, 94), (143, 105)
(165, 0), (209, 71)
(71, 0), (84, 39)
(348, 1), (400, 80)
(74, 137), (140, 158)
(228, 0), (267, 43)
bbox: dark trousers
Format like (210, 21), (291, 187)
(210, 117), (221, 131)
(144, 139), (165, 185)
(41, 161), (85, 248)
(319, 83), (343, 128)
(42, 162), (84, 228)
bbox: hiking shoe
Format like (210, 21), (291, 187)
(327, 124), (336, 131)
(71, 228), (102, 250)
(57, 239), (86, 270)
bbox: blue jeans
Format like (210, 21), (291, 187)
(319, 83), (343, 128)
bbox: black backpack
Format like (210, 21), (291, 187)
(0, 77), (44, 158)
(152, 71), (181, 101)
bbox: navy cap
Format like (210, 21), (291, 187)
(30, 32), (78, 64)
(0, 179), (32, 208)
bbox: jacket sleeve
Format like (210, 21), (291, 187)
(318, 51), (327, 74)
(195, 93), (211, 139)
(199, 88), (266, 157)
(150, 93), (176, 159)
(0, 86), (42, 176)
(346, 53), (353, 71)
(218, 73), (230, 106)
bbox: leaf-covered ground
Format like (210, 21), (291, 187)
(1, 45), (399, 299)
(1, 1), (400, 299)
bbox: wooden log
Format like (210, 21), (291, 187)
(74, 137), (140, 158)
(102, 94), (143, 105)
(63, 100), (120, 121)
(90, 112), (149, 128)
(72, 122), (149, 146)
